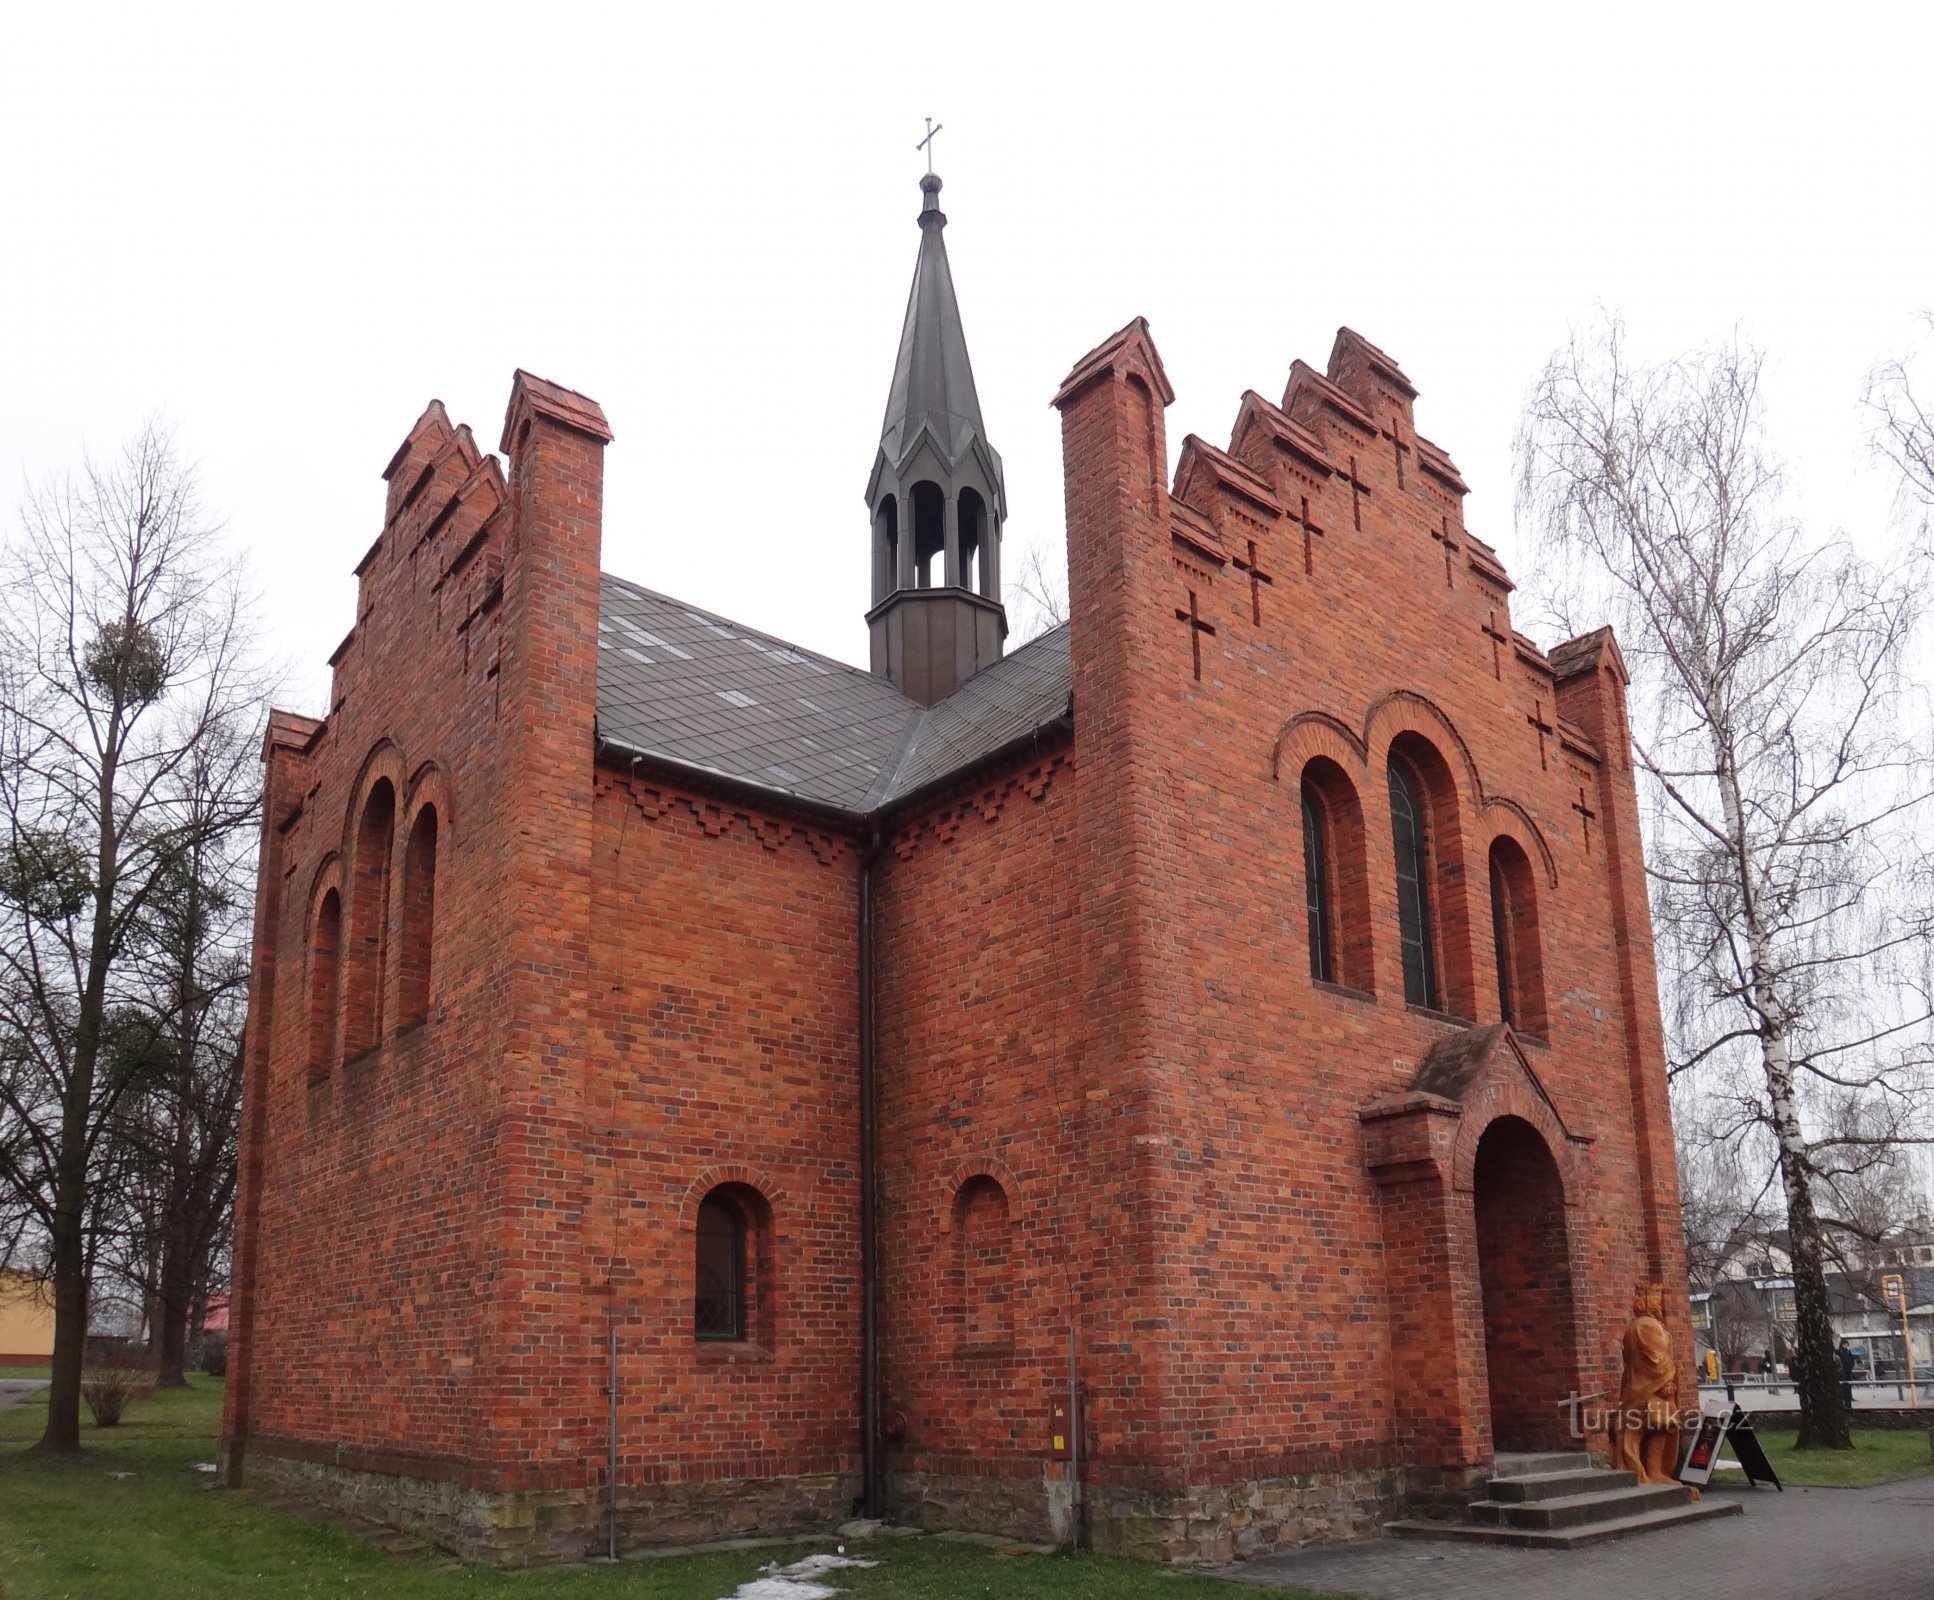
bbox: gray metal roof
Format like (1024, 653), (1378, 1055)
(597, 573), (1069, 817)
(872, 173), (1005, 514)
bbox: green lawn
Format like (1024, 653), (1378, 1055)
(0, 1379), (1321, 1599)
(1713, 1426), (1934, 1488)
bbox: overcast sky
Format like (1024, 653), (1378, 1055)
(5, 3), (1929, 716)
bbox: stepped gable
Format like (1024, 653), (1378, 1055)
(1229, 389), (1335, 477)
(1051, 315), (1174, 408)
(1173, 434), (1280, 517)
(1549, 625), (1630, 685)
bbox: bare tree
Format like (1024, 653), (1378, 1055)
(1005, 536), (1068, 644)
(0, 423), (268, 1453)
(1865, 314), (1934, 516)
(1517, 317), (1934, 1449)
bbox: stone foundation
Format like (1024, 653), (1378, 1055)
(887, 1466), (1072, 1545)
(231, 1442), (1500, 1568)
(235, 1446), (856, 1566)
(1085, 1462), (1490, 1565)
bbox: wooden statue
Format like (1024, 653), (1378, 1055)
(1610, 1281), (1693, 1493)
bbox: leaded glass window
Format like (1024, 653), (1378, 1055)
(694, 1195), (745, 1340)
(1302, 784), (1333, 982)
(1388, 758), (1438, 1009)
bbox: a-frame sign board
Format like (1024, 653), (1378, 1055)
(1679, 1404), (1783, 1490)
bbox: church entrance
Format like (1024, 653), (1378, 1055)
(1471, 1115), (1579, 1452)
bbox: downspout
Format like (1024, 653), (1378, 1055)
(858, 823), (885, 1518)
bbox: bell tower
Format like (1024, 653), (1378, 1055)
(865, 171), (1008, 704)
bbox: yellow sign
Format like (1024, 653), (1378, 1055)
(1704, 1348), (1719, 1381)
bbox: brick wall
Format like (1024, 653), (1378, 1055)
(228, 319), (1694, 1564)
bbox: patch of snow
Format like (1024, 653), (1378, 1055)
(717, 1551), (880, 1600)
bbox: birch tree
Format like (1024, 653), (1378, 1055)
(1516, 318), (1934, 1450)
(0, 423), (267, 1453)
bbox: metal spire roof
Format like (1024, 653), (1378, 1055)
(873, 173), (1004, 510)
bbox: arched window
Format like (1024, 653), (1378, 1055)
(693, 1182), (771, 1344)
(1302, 783), (1334, 982)
(1489, 837), (1547, 1036)
(342, 778), (395, 1058)
(307, 888), (341, 1078)
(955, 1176), (1012, 1350)
(398, 803), (438, 1028)
(694, 1195), (745, 1340)
(1299, 757), (1373, 992)
(1388, 756), (1438, 1010)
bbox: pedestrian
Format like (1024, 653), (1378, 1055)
(1838, 1338), (1856, 1410)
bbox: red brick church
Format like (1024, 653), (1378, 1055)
(221, 172), (1692, 1564)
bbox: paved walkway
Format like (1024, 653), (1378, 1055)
(0, 1378), (48, 1417)
(1214, 1481), (1934, 1600)
(1698, 1380), (1928, 1412)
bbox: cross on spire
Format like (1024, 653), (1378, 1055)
(1572, 785), (1598, 854)
(1526, 699), (1555, 771)
(916, 117), (943, 173)
(1431, 514), (1460, 588)
(1175, 589), (1216, 680)
(1232, 539), (1275, 625)
(1481, 610), (1510, 681)
(1288, 493), (1326, 574)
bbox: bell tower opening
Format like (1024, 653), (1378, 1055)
(912, 481), (945, 588)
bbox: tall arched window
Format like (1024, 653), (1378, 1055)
(307, 888), (341, 1078)
(694, 1194), (745, 1340)
(1302, 783), (1334, 982)
(398, 803), (438, 1028)
(342, 778), (395, 1058)
(1388, 757), (1438, 1009)
(1489, 836), (1547, 1036)
(1299, 757), (1373, 992)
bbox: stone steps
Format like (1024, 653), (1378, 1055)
(1470, 1482), (1693, 1529)
(1387, 1498), (1742, 1548)
(1486, 1466), (1638, 1502)
(1384, 1451), (1743, 1549)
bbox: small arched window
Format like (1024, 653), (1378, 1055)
(1489, 836), (1547, 1036)
(307, 888), (341, 1078)
(694, 1195), (746, 1340)
(1388, 757), (1438, 1010)
(398, 803), (438, 1028)
(1302, 783), (1333, 982)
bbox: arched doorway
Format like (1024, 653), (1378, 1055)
(1472, 1115), (1579, 1451)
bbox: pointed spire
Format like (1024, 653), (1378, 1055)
(874, 174), (1005, 513)
(865, 171), (1008, 704)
